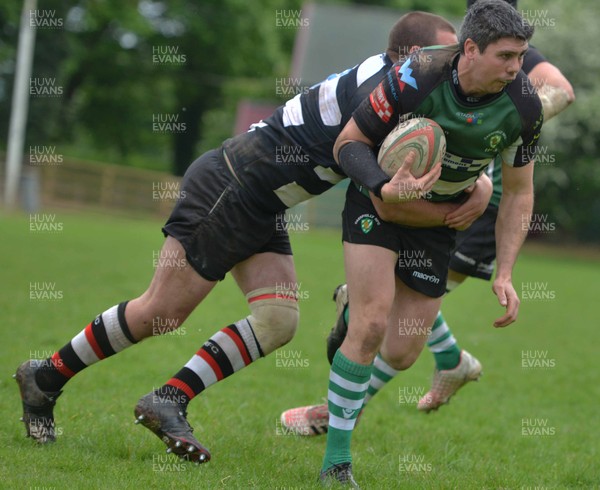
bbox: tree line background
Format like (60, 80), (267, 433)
(0, 0), (598, 243)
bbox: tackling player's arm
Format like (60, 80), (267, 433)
(443, 172), (493, 230)
(371, 172), (493, 229)
(526, 54), (575, 120)
(371, 197), (458, 227)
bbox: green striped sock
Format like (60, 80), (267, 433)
(427, 311), (461, 370)
(341, 306), (398, 404)
(322, 350), (371, 471)
(365, 354), (399, 405)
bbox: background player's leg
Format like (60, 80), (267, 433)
(362, 277), (442, 406)
(419, 269), (482, 412)
(425, 269), (468, 370)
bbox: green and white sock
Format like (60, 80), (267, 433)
(427, 311), (461, 371)
(364, 353), (399, 405)
(322, 350), (371, 471)
(342, 306), (399, 405)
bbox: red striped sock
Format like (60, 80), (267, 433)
(161, 320), (262, 405)
(35, 302), (137, 392)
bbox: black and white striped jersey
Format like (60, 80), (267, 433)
(222, 53), (394, 212)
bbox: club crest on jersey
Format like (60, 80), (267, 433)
(484, 130), (508, 153)
(396, 58), (418, 92)
(355, 214), (380, 234)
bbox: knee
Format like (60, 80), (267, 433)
(379, 336), (427, 371)
(385, 352), (419, 371)
(346, 316), (388, 359)
(247, 288), (300, 355)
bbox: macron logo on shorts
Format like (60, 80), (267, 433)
(412, 270), (440, 284)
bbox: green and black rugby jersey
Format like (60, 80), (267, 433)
(352, 45), (543, 202)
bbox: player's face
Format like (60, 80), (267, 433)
(471, 37), (528, 93)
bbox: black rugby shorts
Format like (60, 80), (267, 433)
(162, 149), (292, 281)
(342, 183), (456, 298)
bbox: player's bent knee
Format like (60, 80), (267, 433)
(380, 338), (427, 371)
(346, 318), (387, 357)
(387, 352), (420, 371)
(246, 287), (299, 356)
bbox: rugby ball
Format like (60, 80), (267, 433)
(378, 118), (446, 178)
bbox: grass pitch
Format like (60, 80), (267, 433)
(0, 211), (598, 489)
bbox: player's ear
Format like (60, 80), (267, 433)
(408, 45), (421, 54)
(463, 38), (479, 60)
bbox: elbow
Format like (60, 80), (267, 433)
(566, 85), (576, 105)
(558, 80), (575, 105)
(560, 79), (575, 104)
(333, 139), (344, 166)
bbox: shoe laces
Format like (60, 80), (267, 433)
(327, 462), (353, 482)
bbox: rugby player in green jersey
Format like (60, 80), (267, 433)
(320, 0), (549, 485)
(282, 1), (574, 445)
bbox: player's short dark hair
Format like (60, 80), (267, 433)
(387, 11), (456, 61)
(467, 0), (517, 7)
(459, 0), (533, 54)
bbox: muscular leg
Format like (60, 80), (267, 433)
(282, 269), (473, 440)
(322, 268), (470, 409)
(332, 268), (481, 414)
(231, 252), (299, 355)
(16, 236), (217, 444)
(380, 277), (443, 370)
(153, 251), (299, 408)
(360, 277), (440, 407)
(341, 244), (397, 363)
(364, 269), (474, 409)
(231, 251), (297, 294)
(126, 236), (217, 340)
(135, 251), (300, 462)
(322, 243), (397, 472)
(32, 236), (216, 394)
